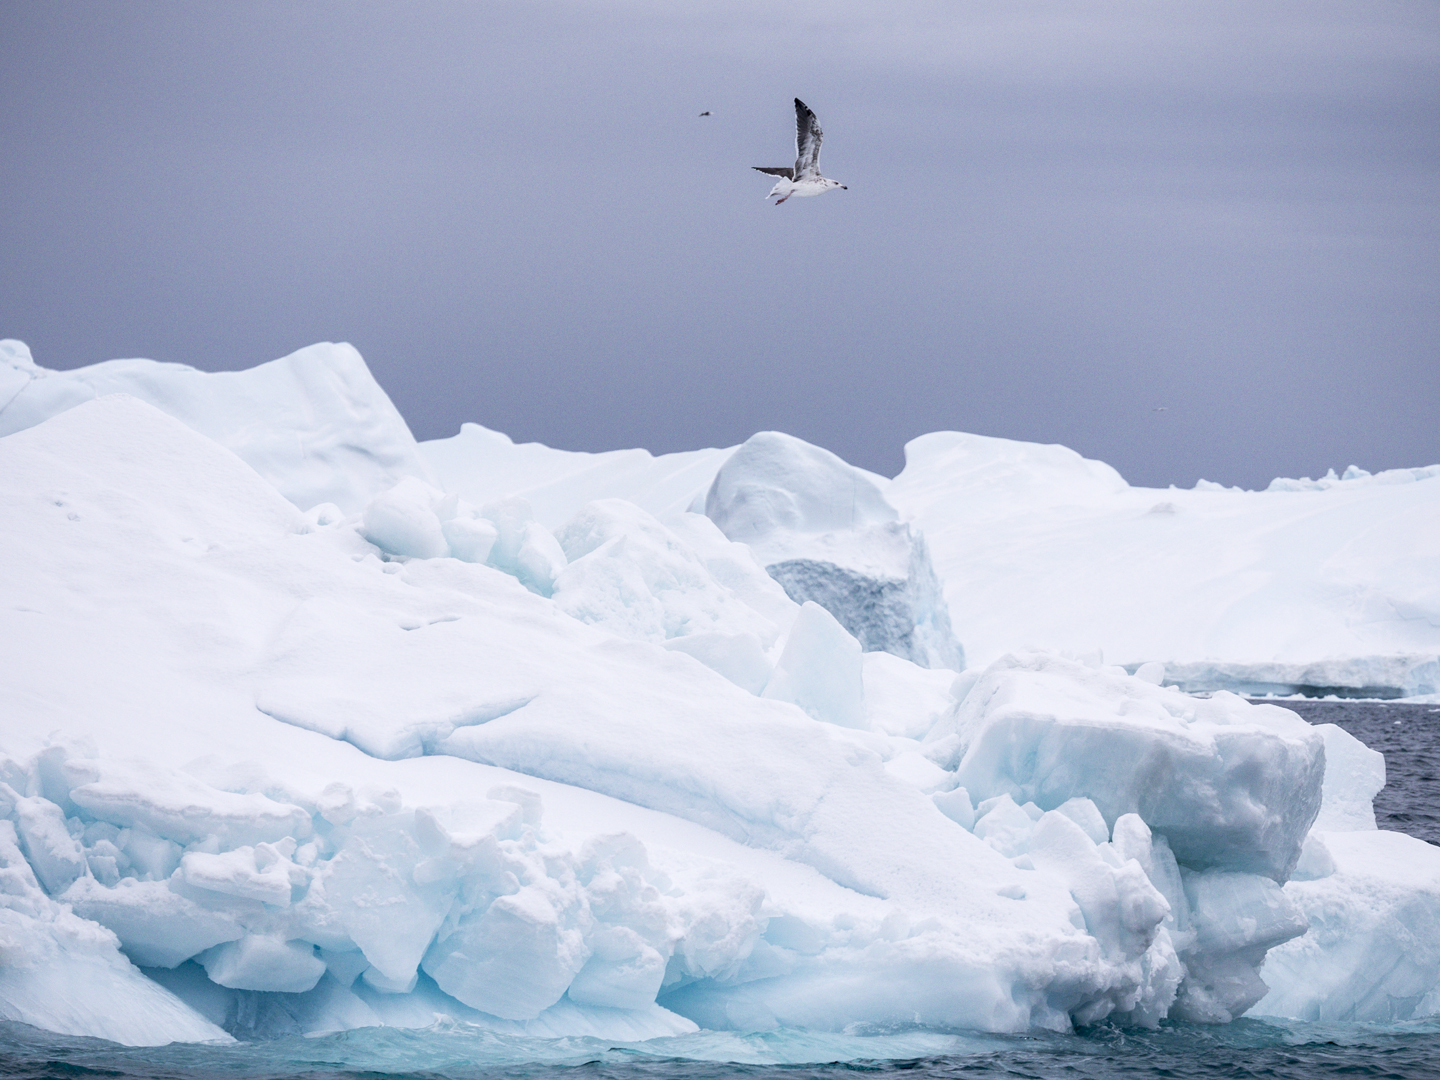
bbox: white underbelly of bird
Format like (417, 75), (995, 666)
(766, 176), (845, 202)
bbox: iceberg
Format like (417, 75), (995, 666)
(0, 341), (1437, 1048)
(931, 655), (1326, 882)
(887, 430), (1440, 697)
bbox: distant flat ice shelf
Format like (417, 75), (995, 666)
(886, 430), (1440, 698)
(1154, 656), (1440, 700)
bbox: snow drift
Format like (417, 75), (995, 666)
(1, 341), (1438, 1048)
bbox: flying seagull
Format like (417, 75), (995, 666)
(753, 98), (847, 204)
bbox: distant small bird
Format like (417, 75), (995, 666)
(753, 98), (847, 204)
(1153, 406), (1168, 412)
(699, 111), (712, 116)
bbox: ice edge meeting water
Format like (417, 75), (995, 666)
(0, 338), (1437, 1067)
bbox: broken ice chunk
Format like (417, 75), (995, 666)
(761, 602), (865, 728)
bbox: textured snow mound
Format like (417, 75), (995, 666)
(356, 476), (568, 598)
(706, 432), (963, 670)
(1, 342), (1437, 1043)
(921, 652), (1339, 1024)
(421, 421), (732, 530)
(1256, 831), (1440, 1022)
(0, 392), (1328, 1042)
(1249, 723), (1440, 1024)
(931, 655), (1326, 882)
(0, 339), (433, 513)
(889, 430), (1440, 694)
(0, 805), (230, 1046)
(554, 499), (783, 648)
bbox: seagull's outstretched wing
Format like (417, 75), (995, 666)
(793, 98), (823, 178)
(753, 167), (795, 178)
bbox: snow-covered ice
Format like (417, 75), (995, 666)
(887, 431), (1440, 697)
(0, 339), (434, 514)
(1, 340), (1438, 1047)
(421, 421), (731, 530)
(705, 432), (963, 670)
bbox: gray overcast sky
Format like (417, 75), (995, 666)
(2, 0), (1437, 488)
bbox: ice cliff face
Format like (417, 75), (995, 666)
(0, 342), (1438, 1047)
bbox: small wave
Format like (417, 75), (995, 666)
(6, 1017), (1440, 1080)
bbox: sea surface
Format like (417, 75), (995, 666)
(4, 700), (1439, 1080)
(1271, 699), (1440, 846)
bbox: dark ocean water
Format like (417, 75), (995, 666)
(1261, 699), (1440, 847)
(4, 700), (1439, 1080)
(6, 1014), (1440, 1080)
